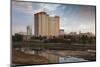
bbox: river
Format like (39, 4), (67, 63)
(59, 56), (88, 63)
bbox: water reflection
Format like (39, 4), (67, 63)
(59, 56), (88, 63)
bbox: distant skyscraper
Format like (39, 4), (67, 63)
(34, 12), (60, 37)
(27, 25), (32, 36)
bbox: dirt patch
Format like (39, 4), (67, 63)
(12, 49), (49, 65)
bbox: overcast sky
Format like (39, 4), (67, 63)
(12, 1), (96, 35)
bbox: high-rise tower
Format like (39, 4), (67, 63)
(34, 12), (60, 37)
(27, 25), (32, 36)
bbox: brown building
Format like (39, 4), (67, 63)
(34, 12), (60, 37)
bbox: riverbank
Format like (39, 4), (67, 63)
(12, 49), (49, 65)
(12, 40), (96, 65)
(12, 48), (96, 65)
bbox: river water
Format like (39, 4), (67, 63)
(59, 56), (88, 63)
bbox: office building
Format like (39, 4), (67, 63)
(59, 29), (64, 36)
(27, 25), (32, 36)
(34, 12), (60, 37)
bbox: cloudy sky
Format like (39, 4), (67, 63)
(12, 1), (96, 35)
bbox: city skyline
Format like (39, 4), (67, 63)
(12, 1), (96, 35)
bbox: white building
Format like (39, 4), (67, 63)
(27, 25), (32, 36)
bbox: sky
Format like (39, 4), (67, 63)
(12, 1), (96, 35)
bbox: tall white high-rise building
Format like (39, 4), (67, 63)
(27, 25), (32, 36)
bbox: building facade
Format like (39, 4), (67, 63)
(27, 25), (32, 36)
(59, 29), (64, 36)
(34, 12), (60, 37)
